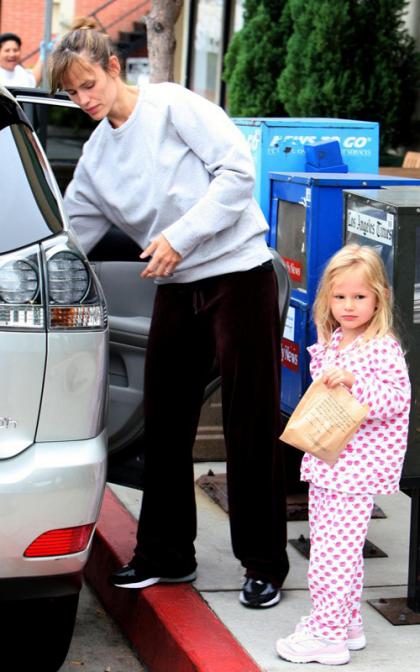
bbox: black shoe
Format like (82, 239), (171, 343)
(239, 577), (281, 608)
(109, 562), (197, 589)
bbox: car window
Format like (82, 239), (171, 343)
(15, 97), (141, 261)
(38, 104), (96, 160)
(19, 101), (97, 194)
(0, 121), (64, 254)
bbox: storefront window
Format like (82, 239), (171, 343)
(233, 0), (244, 32)
(188, 0), (244, 105)
(189, 0), (224, 103)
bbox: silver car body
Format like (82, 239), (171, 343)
(0, 85), (108, 595)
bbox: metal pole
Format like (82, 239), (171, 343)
(42, 0), (54, 89)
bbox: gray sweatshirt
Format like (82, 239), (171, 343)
(64, 82), (272, 283)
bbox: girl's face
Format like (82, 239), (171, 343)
(62, 56), (119, 121)
(0, 40), (21, 71)
(330, 266), (377, 340)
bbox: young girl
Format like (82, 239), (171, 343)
(276, 244), (411, 665)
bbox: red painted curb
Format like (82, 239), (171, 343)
(85, 487), (262, 672)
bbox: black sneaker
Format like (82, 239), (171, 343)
(239, 577), (281, 608)
(109, 562), (197, 589)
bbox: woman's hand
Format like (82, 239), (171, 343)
(323, 367), (355, 390)
(140, 234), (182, 278)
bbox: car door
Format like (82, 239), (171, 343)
(13, 91), (221, 489)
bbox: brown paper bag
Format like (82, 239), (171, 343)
(280, 378), (369, 465)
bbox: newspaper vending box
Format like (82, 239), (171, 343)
(269, 173), (420, 417)
(343, 187), (420, 617)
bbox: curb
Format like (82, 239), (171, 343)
(85, 487), (262, 672)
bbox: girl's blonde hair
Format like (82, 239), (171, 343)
(313, 244), (394, 344)
(50, 23), (118, 93)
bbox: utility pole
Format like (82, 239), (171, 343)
(42, 0), (54, 89)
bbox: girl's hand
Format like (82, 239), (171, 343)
(140, 235), (182, 278)
(323, 367), (355, 390)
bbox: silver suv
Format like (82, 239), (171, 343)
(0, 86), (108, 670)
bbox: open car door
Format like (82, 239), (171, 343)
(13, 90), (221, 489)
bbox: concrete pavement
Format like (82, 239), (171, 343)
(85, 461), (420, 671)
(61, 582), (144, 671)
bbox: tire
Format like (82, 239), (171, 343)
(0, 593), (79, 672)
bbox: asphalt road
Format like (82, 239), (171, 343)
(60, 582), (145, 672)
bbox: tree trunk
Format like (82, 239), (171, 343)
(145, 0), (183, 83)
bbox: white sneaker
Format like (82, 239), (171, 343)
(347, 625), (366, 651)
(295, 616), (366, 650)
(276, 631), (350, 665)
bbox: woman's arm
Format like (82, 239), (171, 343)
(64, 162), (112, 253)
(159, 84), (257, 258)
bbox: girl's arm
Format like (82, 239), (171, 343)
(307, 341), (328, 380)
(350, 338), (411, 420)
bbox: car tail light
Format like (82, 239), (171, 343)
(24, 523), (95, 557)
(45, 236), (107, 330)
(0, 246), (44, 329)
(48, 251), (90, 304)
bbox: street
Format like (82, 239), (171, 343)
(60, 582), (145, 672)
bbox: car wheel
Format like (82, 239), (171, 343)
(0, 593), (79, 671)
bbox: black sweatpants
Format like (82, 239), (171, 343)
(134, 264), (289, 587)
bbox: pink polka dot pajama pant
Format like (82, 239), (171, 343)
(306, 483), (374, 642)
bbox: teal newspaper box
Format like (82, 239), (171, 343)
(233, 118), (379, 221)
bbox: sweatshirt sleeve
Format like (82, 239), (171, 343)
(160, 86), (257, 257)
(64, 160), (112, 254)
(350, 338), (411, 420)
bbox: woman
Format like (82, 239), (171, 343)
(50, 26), (289, 608)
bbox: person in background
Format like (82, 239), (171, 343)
(49, 25), (290, 609)
(0, 32), (43, 87)
(276, 244), (411, 665)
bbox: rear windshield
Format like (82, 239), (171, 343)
(0, 116), (63, 254)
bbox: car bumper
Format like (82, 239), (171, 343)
(0, 571), (83, 600)
(0, 430), (107, 589)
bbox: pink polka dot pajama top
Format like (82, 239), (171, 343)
(300, 328), (411, 642)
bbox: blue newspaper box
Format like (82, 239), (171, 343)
(305, 140), (348, 173)
(234, 118), (379, 221)
(268, 172), (420, 416)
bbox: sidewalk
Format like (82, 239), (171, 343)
(86, 461), (420, 671)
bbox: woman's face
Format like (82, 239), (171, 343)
(0, 40), (21, 71)
(62, 56), (119, 121)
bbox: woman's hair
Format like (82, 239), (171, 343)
(50, 21), (118, 93)
(313, 244), (395, 343)
(0, 32), (22, 48)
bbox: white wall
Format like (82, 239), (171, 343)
(405, 0), (420, 46)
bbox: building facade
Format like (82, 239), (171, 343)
(1, 0), (420, 109)
(0, 0), (151, 68)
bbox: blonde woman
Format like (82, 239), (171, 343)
(276, 244), (411, 664)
